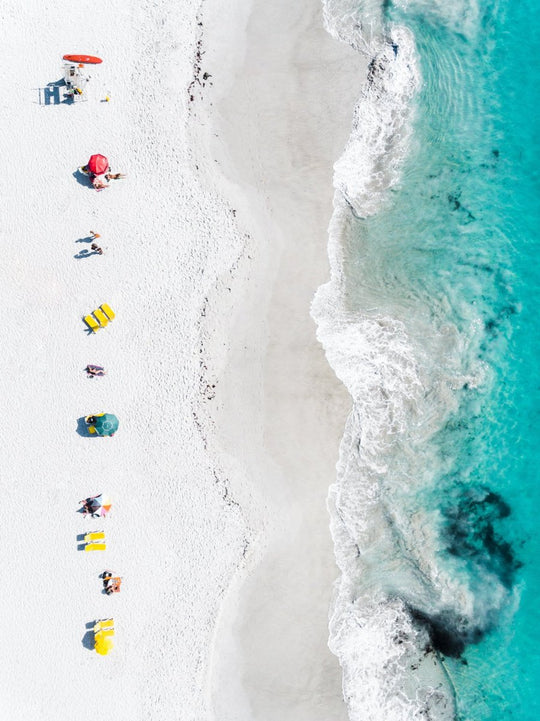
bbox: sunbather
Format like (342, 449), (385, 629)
(109, 578), (121, 594)
(92, 174), (109, 190)
(86, 364), (106, 377)
(101, 570), (121, 594)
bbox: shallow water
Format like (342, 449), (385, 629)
(314, 0), (540, 718)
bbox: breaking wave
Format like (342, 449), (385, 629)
(313, 0), (531, 719)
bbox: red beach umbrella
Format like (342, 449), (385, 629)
(87, 154), (109, 175)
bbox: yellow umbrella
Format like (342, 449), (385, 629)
(95, 635), (114, 655)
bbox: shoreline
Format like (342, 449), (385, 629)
(194, 1), (367, 718)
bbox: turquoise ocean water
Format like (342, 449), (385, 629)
(317, 0), (540, 718)
(394, 1), (540, 717)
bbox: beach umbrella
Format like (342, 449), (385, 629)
(91, 413), (119, 437)
(87, 154), (109, 175)
(97, 494), (112, 516)
(95, 635), (114, 655)
(86, 497), (101, 512)
(83, 494), (112, 516)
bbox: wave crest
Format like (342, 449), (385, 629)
(334, 26), (420, 217)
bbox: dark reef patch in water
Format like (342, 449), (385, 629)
(409, 608), (475, 658)
(483, 303), (517, 339)
(441, 485), (521, 588)
(447, 191), (476, 222)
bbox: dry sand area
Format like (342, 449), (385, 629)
(0, 0), (363, 719)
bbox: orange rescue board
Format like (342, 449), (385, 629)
(63, 54), (103, 65)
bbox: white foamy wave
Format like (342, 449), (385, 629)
(334, 25), (420, 218)
(312, 301), (421, 464)
(322, 0), (387, 51)
(328, 589), (456, 721)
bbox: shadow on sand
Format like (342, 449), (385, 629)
(76, 533), (87, 551)
(81, 319), (97, 336)
(82, 622), (95, 651)
(73, 169), (93, 188)
(76, 417), (94, 436)
(35, 79), (76, 106)
(74, 249), (99, 260)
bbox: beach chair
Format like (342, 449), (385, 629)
(84, 531), (105, 543)
(100, 303), (115, 321)
(93, 308), (109, 327)
(84, 315), (100, 332)
(95, 628), (115, 639)
(84, 543), (107, 552)
(94, 618), (114, 633)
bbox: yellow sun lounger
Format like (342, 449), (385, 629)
(94, 619), (114, 633)
(84, 315), (100, 332)
(84, 543), (107, 552)
(95, 628), (115, 639)
(93, 308), (109, 327)
(100, 303), (115, 321)
(84, 531), (105, 543)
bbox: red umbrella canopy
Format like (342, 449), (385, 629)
(87, 154), (109, 175)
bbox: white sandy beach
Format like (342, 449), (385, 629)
(0, 1), (364, 719)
